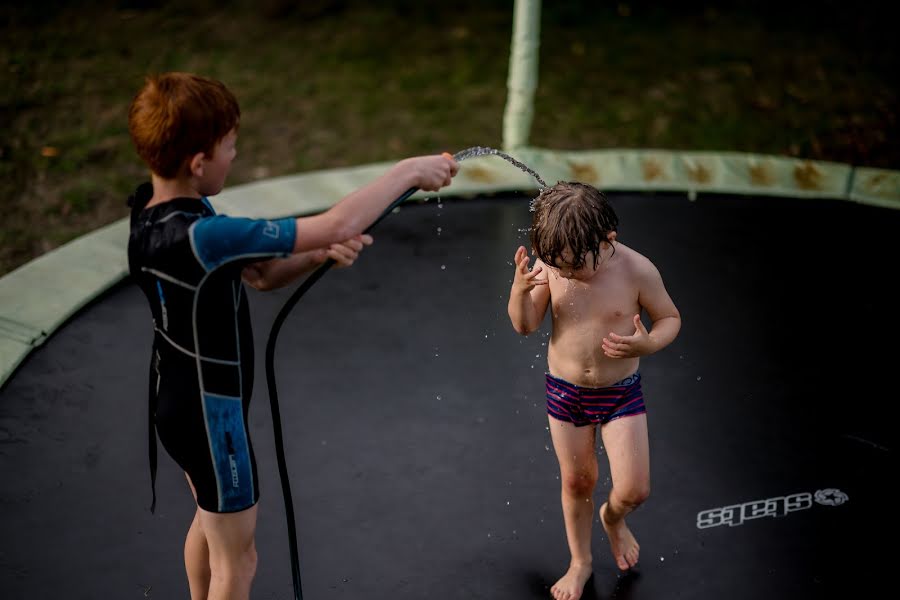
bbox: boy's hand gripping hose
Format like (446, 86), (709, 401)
(264, 153), (457, 600)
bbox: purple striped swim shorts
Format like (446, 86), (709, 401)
(546, 371), (646, 427)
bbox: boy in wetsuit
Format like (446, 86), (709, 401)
(127, 71), (457, 600)
(507, 182), (681, 600)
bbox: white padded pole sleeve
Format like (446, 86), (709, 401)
(502, 0), (541, 151)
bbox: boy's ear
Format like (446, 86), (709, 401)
(188, 152), (206, 177)
(607, 231), (618, 242)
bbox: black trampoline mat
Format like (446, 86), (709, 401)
(1, 192), (896, 599)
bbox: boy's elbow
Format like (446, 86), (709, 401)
(242, 269), (275, 292)
(507, 307), (534, 336)
(668, 312), (682, 335)
(245, 277), (273, 292)
(242, 266), (269, 291)
(509, 318), (535, 336)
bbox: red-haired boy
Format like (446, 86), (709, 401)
(127, 72), (457, 599)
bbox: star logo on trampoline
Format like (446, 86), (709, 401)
(814, 488), (848, 507)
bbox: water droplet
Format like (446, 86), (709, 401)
(696, 376), (702, 381)
(436, 395), (442, 401)
(441, 265), (446, 270)
(660, 556), (665, 562)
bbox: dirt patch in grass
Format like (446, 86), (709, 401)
(2, 0), (897, 275)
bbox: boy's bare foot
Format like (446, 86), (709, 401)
(550, 562), (592, 600)
(600, 502), (640, 571)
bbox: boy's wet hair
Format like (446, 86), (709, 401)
(128, 72), (240, 179)
(530, 181), (618, 270)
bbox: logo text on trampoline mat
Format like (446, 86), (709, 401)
(696, 488), (848, 529)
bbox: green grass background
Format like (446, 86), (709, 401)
(2, 0), (897, 275)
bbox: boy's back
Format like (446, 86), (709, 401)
(127, 182), (298, 513)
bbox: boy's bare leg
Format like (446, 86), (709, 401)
(198, 503), (259, 600)
(185, 510), (212, 599)
(599, 414), (650, 571)
(548, 417), (598, 600)
(184, 475), (211, 599)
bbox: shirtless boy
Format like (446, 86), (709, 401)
(507, 182), (681, 600)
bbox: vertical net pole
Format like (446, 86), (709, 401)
(502, 0), (541, 152)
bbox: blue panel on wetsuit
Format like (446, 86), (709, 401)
(190, 215), (296, 272)
(202, 393), (255, 512)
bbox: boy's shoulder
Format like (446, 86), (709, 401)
(128, 184), (213, 225)
(615, 242), (648, 262)
(614, 243), (658, 276)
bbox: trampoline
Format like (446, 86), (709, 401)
(1, 189), (896, 599)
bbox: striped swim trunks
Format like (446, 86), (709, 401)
(546, 371), (645, 427)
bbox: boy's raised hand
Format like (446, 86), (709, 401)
(409, 153), (459, 192)
(602, 314), (652, 358)
(512, 245), (548, 293)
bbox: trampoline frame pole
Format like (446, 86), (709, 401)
(502, 0), (541, 152)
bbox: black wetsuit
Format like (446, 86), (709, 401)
(127, 183), (296, 513)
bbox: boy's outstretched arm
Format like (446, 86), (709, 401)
(291, 154), (457, 254)
(508, 246), (550, 335)
(243, 234), (373, 291)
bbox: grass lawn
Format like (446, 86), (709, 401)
(2, 0), (897, 275)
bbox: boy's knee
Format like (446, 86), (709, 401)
(615, 484), (650, 508)
(210, 542), (257, 583)
(562, 470), (598, 497)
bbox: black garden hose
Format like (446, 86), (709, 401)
(263, 185), (418, 600)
